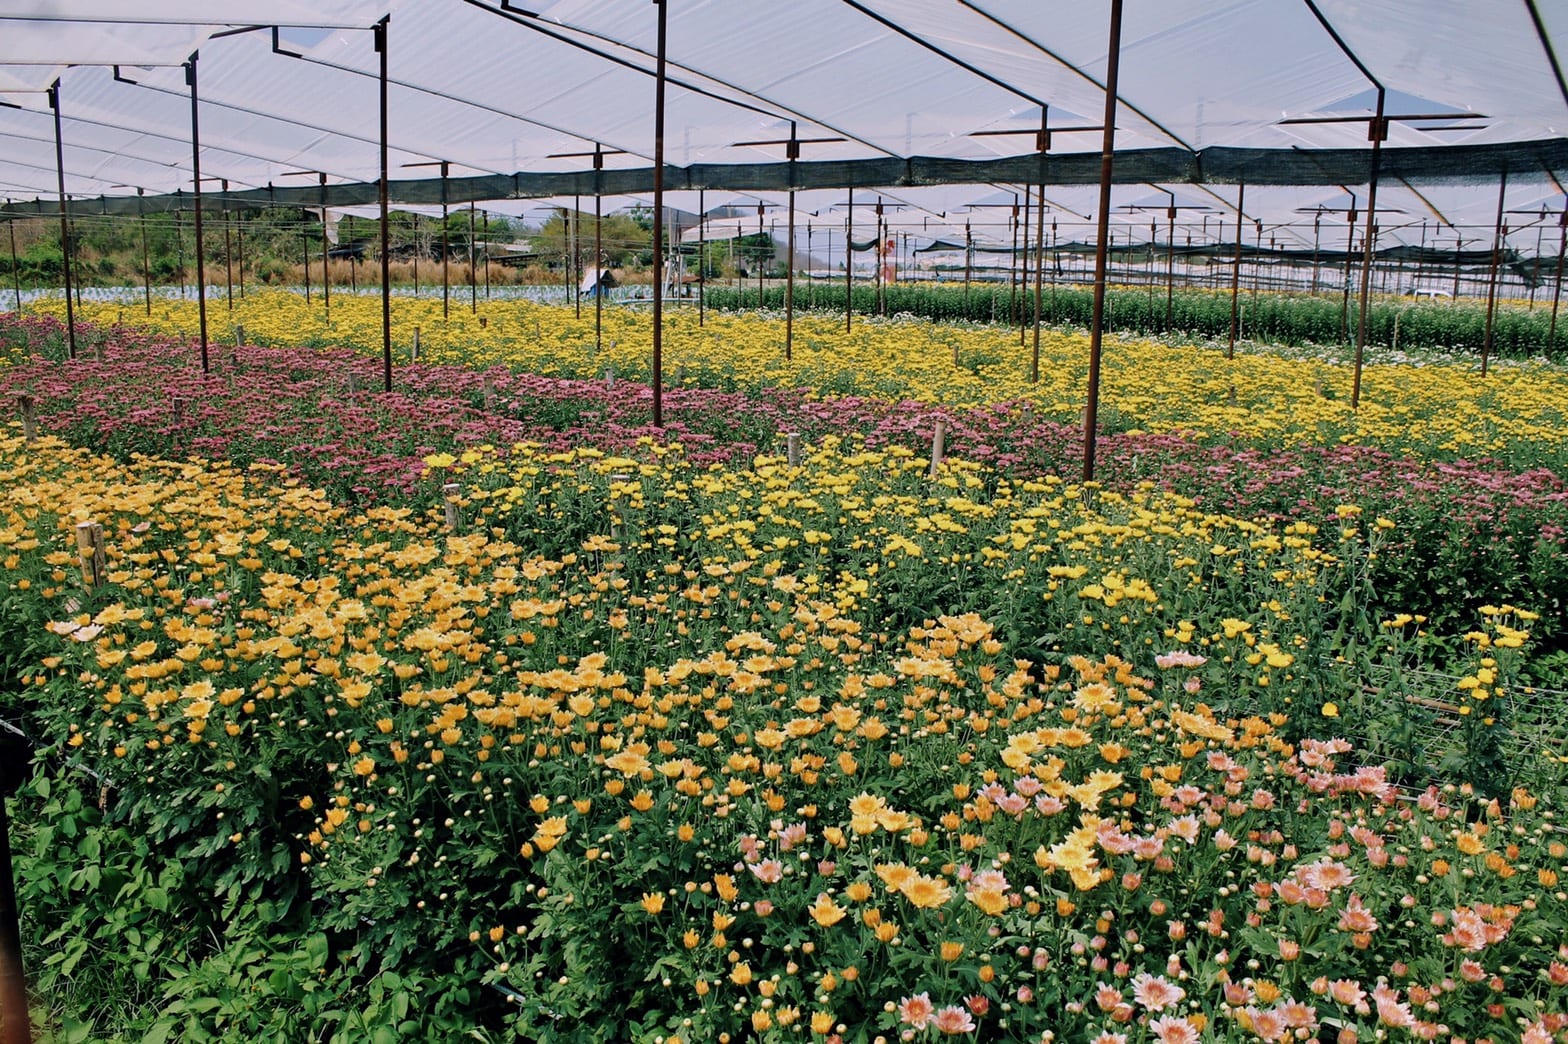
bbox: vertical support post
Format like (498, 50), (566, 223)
(443, 483), (461, 533)
(929, 419), (946, 479)
(844, 187), (854, 332)
(595, 145), (605, 352)
(1311, 213), (1321, 295)
(187, 54), (209, 372)
(874, 201), (883, 316)
(439, 164), (450, 318)
(1548, 203), (1566, 354)
(1031, 111), (1047, 381)
(1018, 185), (1030, 345)
(483, 210), (491, 300)
(651, 0), (667, 429)
(1081, 0), (1123, 482)
(236, 206), (246, 299)
(1050, 218), (1059, 319)
(1481, 172), (1509, 378)
(1250, 219), (1262, 339)
(963, 220), (972, 304)
(76, 521), (105, 589)
(571, 198), (580, 318)
(757, 205), (765, 308)
(786, 432), (800, 467)
(469, 200), (478, 314)
(319, 173), (331, 320)
(136, 191), (153, 316)
(48, 82), (78, 359)
(1342, 207), (1356, 341)
(1165, 205), (1176, 330)
(376, 17), (392, 393)
(1350, 92), (1386, 408)
(16, 396), (35, 443)
(1009, 196), (1020, 331)
(302, 224), (311, 304)
(176, 207), (186, 299)
(786, 126), (798, 361)
(1226, 180), (1245, 359)
(1530, 219), (1544, 308)
(697, 186), (706, 326)
(807, 222), (814, 310)
(222, 179), (234, 310)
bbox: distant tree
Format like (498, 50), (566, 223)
(533, 210), (651, 269)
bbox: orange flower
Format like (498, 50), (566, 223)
(809, 893), (847, 927)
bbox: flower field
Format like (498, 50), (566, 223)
(3, 298), (1568, 1042)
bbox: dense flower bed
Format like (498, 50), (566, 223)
(19, 295), (1568, 469)
(4, 432), (1565, 1042)
(4, 313), (1566, 657)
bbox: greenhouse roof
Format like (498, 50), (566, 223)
(1, 0), (1565, 247)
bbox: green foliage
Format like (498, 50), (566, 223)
(705, 282), (1568, 361)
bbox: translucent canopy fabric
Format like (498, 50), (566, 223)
(1, 0), (1565, 249)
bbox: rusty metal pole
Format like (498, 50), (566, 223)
(1082, 0), (1123, 482)
(1226, 180), (1245, 358)
(1311, 212), (1321, 295)
(376, 16), (391, 393)
(138, 189), (152, 316)
(1548, 205), (1566, 354)
(1481, 172), (1509, 378)
(187, 54), (210, 373)
(1019, 185), (1030, 345)
(441, 164), (450, 318)
(963, 220), (972, 305)
(1350, 92), (1387, 408)
(1009, 196), (1020, 330)
(697, 186), (706, 325)
(786, 127), (798, 360)
(469, 201), (477, 314)
(1165, 205), (1176, 330)
(651, 0), (667, 428)
(48, 82), (77, 359)
(1031, 114), (1047, 381)
(1342, 206), (1356, 341)
(319, 173), (331, 320)
(221, 180), (233, 310)
(595, 147), (605, 348)
(236, 206), (246, 299)
(845, 188), (853, 332)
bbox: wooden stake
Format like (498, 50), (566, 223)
(75, 521), (106, 588)
(411, 326), (421, 363)
(483, 377), (497, 410)
(929, 420), (947, 478)
(17, 395), (35, 443)
(605, 366), (615, 390)
(786, 432), (801, 467)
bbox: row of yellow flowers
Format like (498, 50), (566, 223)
(24, 293), (1568, 461)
